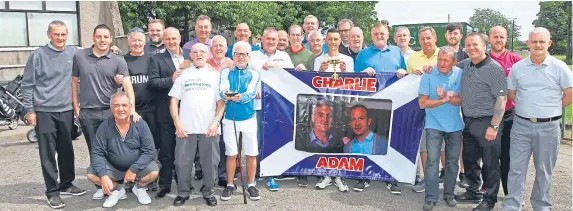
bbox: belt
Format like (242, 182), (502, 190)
(517, 115), (561, 123)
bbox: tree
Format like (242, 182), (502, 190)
(533, 1), (571, 63)
(469, 8), (522, 51)
(118, 1), (379, 44)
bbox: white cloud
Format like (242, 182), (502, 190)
(375, 0), (540, 40)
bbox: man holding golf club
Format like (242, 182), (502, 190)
(219, 41), (261, 202)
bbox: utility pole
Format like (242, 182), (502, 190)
(448, 14), (450, 22)
(511, 18), (515, 52)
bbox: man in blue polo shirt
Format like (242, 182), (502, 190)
(418, 46), (464, 211)
(226, 23), (260, 58)
(354, 23), (406, 76)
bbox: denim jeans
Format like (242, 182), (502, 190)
(424, 128), (462, 203)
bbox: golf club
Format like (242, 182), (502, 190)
(228, 92), (248, 204)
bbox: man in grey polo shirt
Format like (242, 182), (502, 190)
(72, 24), (138, 157)
(454, 33), (507, 211)
(502, 27), (573, 211)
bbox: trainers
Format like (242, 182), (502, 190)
(247, 186), (260, 201)
(386, 182), (402, 195)
(220, 185), (236, 201)
(412, 179), (425, 193)
(60, 185), (86, 196)
(92, 188), (105, 200)
(445, 198), (457, 207)
(333, 177), (349, 192)
(103, 187), (127, 208)
(297, 176), (308, 187)
(439, 169), (445, 183)
(354, 180), (371, 192)
(132, 185), (152, 205)
(265, 178), (279, 191)
(458, 173), (469, 188)
(47, 196), (65, 209)
(315, 176), (332, 189)
(423, 201), (435, 211)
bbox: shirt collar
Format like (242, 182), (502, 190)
(368, 44), (390, 53)
(167, 48), (183, 58)
(525, 54), (552, 66)
(419, 48), (439, 58)
(193, 38), (212, 46)
(147, 42), (165, 49)
(309, 130), (333, 147)
(432, 66), (455, 76)
(470, 55), (492, 69)
(353, 131), (374, 144)
(47, 42), (65, 52)
(88, 47), (113, 58)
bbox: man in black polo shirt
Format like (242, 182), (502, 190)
(72, 24), (139, 158)
(454, 33), (507, 211)
(144, 19), (166, 55)
(340, 27), (365, 62)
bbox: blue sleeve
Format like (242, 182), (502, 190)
(354, 52), (365, 72)
(378, 138), (388, 155)
(226, 46), (233, 58)
(129, 121), (156, 173)
(418, 73), (431, 96)
(343, 143), (351, 153)
(453, 68), (463, 94)
(238, 70), (260, 104)
(399, 52), (407, 70)
(91, 121), (108, 178)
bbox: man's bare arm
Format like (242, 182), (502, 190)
(418, 95), (448, 109)
(491, 95), (507, 126)
(170, 97), (181, 126)
(508, 90), (516, 102)
(122, 77), (136, 111)
(562, 87), (572, 108)
(214, 100), (226, 121)
(72, 77), (80, 116)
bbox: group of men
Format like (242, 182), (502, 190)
(21, 12), (571, 211)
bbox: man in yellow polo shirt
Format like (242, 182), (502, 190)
(398, 27), (439, 78)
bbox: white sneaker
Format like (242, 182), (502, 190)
(92, 188), (104, 200)
(334, 177), (349, 192)
(102, 187), (127, 208)
(132, 184), (151, 205)
(315, 176), (332, 189)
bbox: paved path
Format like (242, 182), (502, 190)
(0, 125), (571, 211)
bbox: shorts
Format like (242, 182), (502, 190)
(419, 130), (445, 153)
(222, 117), (258, 156)
(87, 160), (160, 181)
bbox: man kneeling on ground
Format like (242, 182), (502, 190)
(87, 91), (158, 208)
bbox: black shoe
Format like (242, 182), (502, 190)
(439, 169), (445, 183)
(194, 170), (204, 180)
(148, 180), (158, 191)
(445, 198), (457, 207)
(458, 173), (469, 188)
(204, 196), (217, 206)
(247, 186), (260, 201)
(422, 201), (435, 211)
(155, 188), (171, 199)
(47, 196), (65, 209)
(220, 185), (236, 201)
(218, 178), (228, 187)
(386, 182), (401, 195)
(124, 182), (134, 193)
(354, 180), (371, 192)
(60, 185), (86, 196)
(173, 196), (189, 206)
(455, 191), (483, 204)
(200, 185), (205, 192)
(297, 176), (308, 187)
(473, 201), (495, 211)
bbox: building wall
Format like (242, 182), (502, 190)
(0, 1), (123, 84)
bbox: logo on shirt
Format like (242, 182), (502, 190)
(131, 75), (148, 84)
(315, 157), (364, 172)
(184, 78), (211, 91)
(312, 76), (377, 92)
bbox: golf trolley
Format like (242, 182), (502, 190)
(0, 75), (25, 130)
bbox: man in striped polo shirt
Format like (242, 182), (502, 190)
(454, 33), (507, 211)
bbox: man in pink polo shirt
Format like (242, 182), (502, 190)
(488, 25), (522, 196)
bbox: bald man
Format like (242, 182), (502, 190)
(487, 25), (522, 196)
(226, 23), (260, 58)
(277, 30), (289, 51)
(148, 27), (192, 198)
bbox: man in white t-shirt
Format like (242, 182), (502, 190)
(313, 29), (354, 72)
(168, 43), (225, 207)
(248, 27), (294, 192)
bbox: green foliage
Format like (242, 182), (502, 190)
(118, 1), (379, 43)
(469, 8), (522, 50)
(533, 1), (571, 61)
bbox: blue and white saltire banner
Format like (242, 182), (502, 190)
(259, 68), (425, 183)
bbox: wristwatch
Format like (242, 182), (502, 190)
(490, 124), (499, 131)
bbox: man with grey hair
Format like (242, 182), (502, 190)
(502, 27), (573, 211)
(302, 15), (328, 52)
(277, 30), (289, 51)
(337, 19), (353, 49)
(208, 35), (233, 72)
(22, 20), (86, 209)
(393, 26), (415, 62)
(288, 24), (314, 71)
(454, 32), (507, 211)
(308, 31), (326, 70)
(183, 15), (213, 51)
(340, 27), (365, 62)
(170, 43), (225, 207)
(418, 46), (463, 211)
(87, 91), (158, 208)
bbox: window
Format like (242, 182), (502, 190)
(0, 1), (79, 47)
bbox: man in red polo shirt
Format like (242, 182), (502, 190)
(488, 25), (522, 196)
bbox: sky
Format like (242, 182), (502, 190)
(375, 1), (541, 40)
